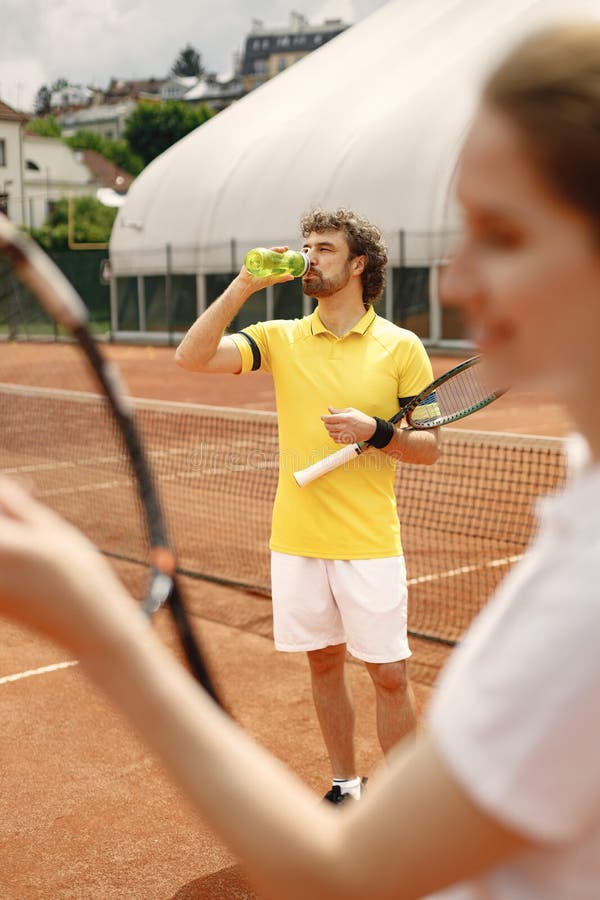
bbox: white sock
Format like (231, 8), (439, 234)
(332, 776), (361, 799)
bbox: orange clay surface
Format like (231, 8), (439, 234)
(0, 342), (568, 899)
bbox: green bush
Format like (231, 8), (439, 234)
(65, 129), (144, 176)
(27, 196), (118, 251)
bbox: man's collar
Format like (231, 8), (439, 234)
(309, 306), (376, 336)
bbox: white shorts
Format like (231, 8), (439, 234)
(270, 551), (411, 663)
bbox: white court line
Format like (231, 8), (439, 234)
(408, 553), (523, 586)
(0, 558), (523, 688)
(30, 464), (279, 502)
(0, 659), (79, 685)
(2, 446), (192, 476)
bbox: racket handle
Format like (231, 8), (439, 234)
(293, 442), (363, 487)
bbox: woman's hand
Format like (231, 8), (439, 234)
(0, 477), (139, 655)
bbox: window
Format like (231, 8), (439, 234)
(116, 278), (139, 330)
(143, 274), (197, 332)
(392, 267), (430, 338)
(26, 159), (40, 171)
(0, 139), (6, 167)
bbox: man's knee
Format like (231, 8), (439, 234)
(307, 644), (347, 677)
(365, 660), (410, 694)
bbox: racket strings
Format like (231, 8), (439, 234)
(0, 223), (222, 703)
(0, 247), (151, 567)
(410, 365), (498, 426)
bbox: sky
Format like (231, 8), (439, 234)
(1, 0), (388, 113)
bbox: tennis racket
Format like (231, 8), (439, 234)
(293, 356), (505, 487)
(0, 213), (221, 706)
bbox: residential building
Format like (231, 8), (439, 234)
(160, 76), (199, 101)
(0, 100), (27, 225)
(104, 78), (165, 104)
(23, 134), (133, 228)
(239, 12), (349, 92)
(177, 74), (245, 111)
(57, 101), (136, 141)
(50, 84), (95, 110)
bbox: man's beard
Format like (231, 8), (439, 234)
(302, 263), (352, 298)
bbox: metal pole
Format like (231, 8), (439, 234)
(166, 242), (173, 345)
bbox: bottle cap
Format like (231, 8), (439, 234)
(298, 249), (310, 275)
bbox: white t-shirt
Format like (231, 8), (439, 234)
(426, 439), (600, 899)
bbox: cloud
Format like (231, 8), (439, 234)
(2, 0), (387, 112)
(0, 55), (46, 112)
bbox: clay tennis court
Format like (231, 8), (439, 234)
(1, 342), (569, 899)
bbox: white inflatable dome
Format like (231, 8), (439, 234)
(110, 0), (600, 275)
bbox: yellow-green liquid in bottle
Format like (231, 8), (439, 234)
(244, 247), (309, 278)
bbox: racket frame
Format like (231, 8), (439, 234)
(0, 214), (221, 705)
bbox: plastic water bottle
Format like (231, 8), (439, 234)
(244, 247), (309, 278)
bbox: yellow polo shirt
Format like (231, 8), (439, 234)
(230, 307), (433, 559)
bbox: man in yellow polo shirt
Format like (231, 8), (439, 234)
(175, 208), (440, 804)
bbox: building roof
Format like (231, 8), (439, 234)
(105, 78), (165, 102)
(183, 78), (244, 103)
(80, 149), (134, 190)
(248, 11), (347, 34)
(0, 99), (28, 123)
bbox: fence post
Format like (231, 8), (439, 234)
(396, 229), (406, 324)
(109, 263), (117, 339)
(138, 275), (146, 332)
(166, 242), (173, 345)
(385, 265), (394, 322)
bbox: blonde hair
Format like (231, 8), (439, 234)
(484, 23), (600, 226)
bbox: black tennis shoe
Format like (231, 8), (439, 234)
(323, 777), (368, 804)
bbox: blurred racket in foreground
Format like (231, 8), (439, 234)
(294, 356), (506, 487)
(0, 213), (222, 706)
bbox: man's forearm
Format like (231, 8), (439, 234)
(383, 426), (440, 466)
(175, 276), (254, 370)
(321, 409), (441, 467)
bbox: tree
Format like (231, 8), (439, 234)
(170, 44), (203, 77)
(33, 78), (68, 116)
(34, 86), (51, 116)
(124, 100), (213, 167)
(26, 115), (61, 138)
(64, 129), (144, 176)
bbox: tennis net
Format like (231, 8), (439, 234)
(0, 382), (566, 647)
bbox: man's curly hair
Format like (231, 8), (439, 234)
(300, 208), (387, 307)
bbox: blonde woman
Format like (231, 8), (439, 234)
(1, 23), (600, 899)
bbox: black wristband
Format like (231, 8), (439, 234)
(366, 417), (395, 449)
